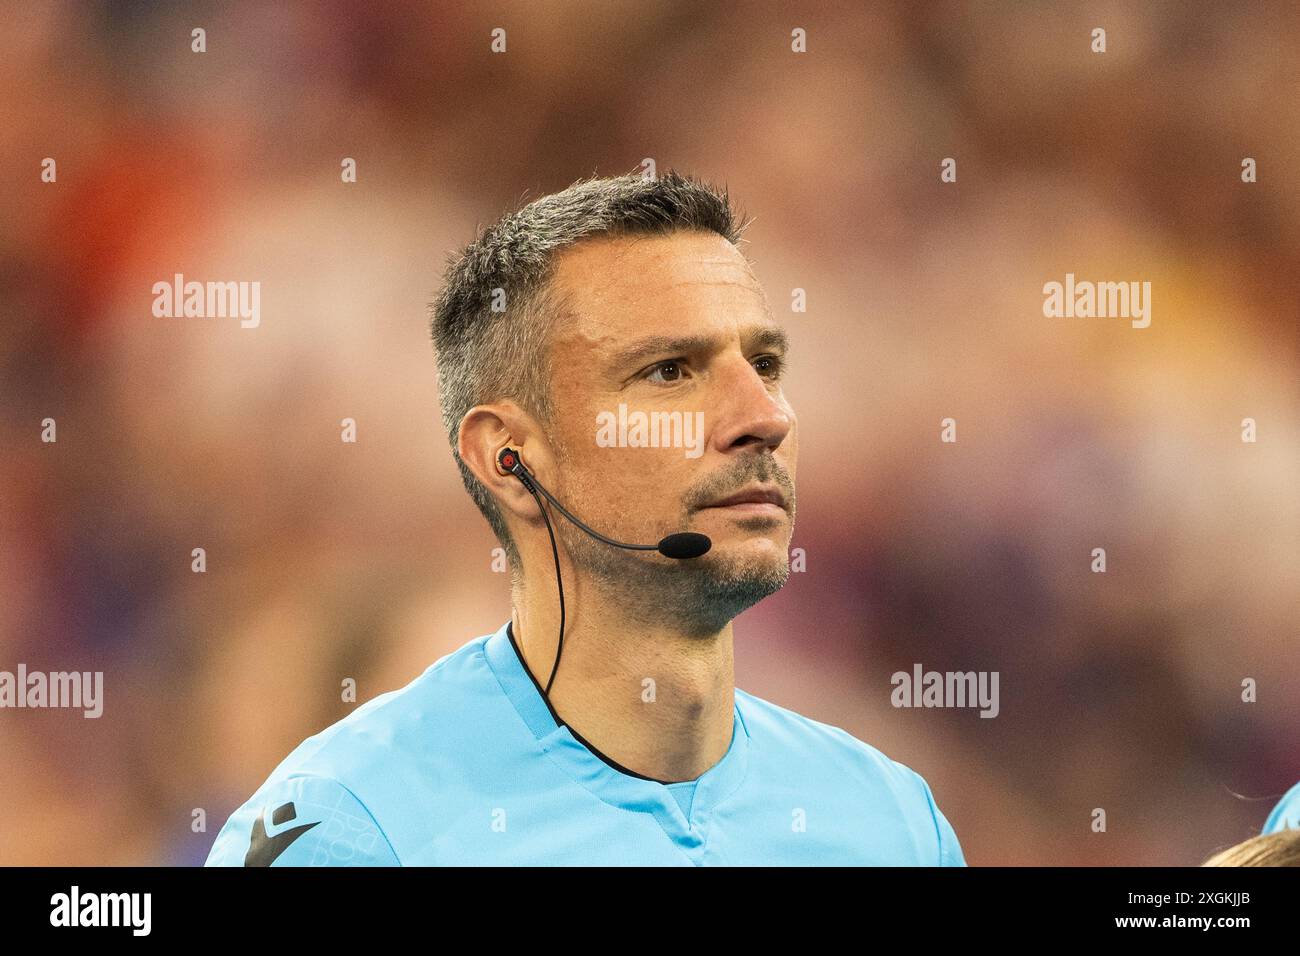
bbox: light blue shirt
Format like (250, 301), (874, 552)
(1263, 780), (1300, 833)
(205, 619), (966, 866)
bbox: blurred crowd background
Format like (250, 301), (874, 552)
(1, 1), (1296, 866)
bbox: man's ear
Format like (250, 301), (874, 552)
(457, 403), (548, 521)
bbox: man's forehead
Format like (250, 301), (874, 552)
(548, 232), (767, 337)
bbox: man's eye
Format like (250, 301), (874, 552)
(646, 361), (684, 384)
(754, 354), (784, 379)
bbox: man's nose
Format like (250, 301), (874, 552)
(707, 356), (794, 453)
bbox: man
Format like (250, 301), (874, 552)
(205, 172), (966, 866)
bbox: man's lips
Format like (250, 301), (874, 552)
(700, 484), (789, 514)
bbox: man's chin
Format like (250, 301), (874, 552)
(689, 540), (790, 602)
(670, 559), (788, 632)
(564, 524), (791, 630)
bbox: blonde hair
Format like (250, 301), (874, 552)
(1202, 829), (1300, 866)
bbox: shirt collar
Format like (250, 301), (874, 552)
(483, 618), (751, 842)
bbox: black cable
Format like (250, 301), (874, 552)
(500, 451), (707, 786)
(497, 444), (709, 700)
(535, 488), (566, 697)
(512, 469), (566, 698)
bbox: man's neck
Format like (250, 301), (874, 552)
(510, 587), (735, 784)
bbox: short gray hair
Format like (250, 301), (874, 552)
(429, 170), (751, 567)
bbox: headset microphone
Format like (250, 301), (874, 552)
(496, 446), (711, 700)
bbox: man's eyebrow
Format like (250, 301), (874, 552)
(750, 326), (790, 355)
(608, 326), (790, 372)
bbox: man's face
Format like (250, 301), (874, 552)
(540, 230), (797, 632)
